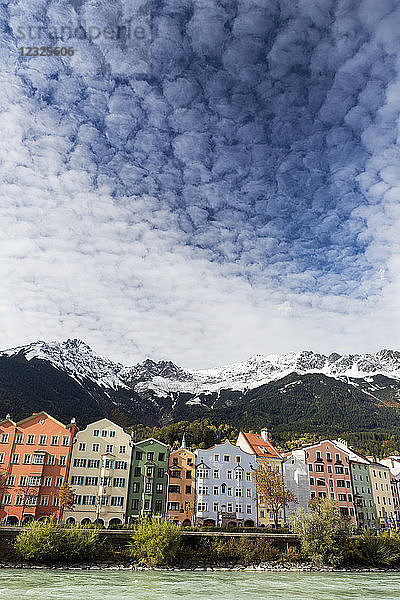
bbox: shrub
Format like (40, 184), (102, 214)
(358, 530), (400, 566)
(127, 516), (182, 566)
(291, 498), (351, 566)
(14, 520), (103, 563)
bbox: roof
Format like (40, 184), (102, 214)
(240, 432), (282, 459)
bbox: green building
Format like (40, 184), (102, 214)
(126, 438), (169, 521)
(350, 460), (377, 529)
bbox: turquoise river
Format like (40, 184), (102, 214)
(0, 570), (399, 600)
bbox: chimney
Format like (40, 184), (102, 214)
(6, 414), (10, 420)
(260, 428), (269, 442)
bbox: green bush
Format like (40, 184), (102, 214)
(291, 498), (351, 566)
(183, 536), (280, 565)
(14, 520), (103, 563)
(127, 516), (182, 566)
(357, 530), (400, 566)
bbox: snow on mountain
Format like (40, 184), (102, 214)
(2, 341), (400, 397)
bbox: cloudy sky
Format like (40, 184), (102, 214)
(1, 0), (400, 368)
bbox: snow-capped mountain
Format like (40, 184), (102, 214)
(2, 340), (400, 396)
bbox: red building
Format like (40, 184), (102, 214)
(303, 440), (356, 523)
(0, 412), (78, 525)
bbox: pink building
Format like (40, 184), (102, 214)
(303, 441), (356, 523)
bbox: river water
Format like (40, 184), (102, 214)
(0, 570), (398, 599)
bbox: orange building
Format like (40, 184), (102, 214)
(0, 412), (78, 525)
(167, 438), (196, 526)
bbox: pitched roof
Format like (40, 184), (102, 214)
(240, 432), (282, 459)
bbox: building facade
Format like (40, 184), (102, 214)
(126, 438), (169, 521)
(379, 457), (400, 527)
(303, 441), (356, 524)
(236, 429), (284, 527)
(283, 448), (311, 522)
(195, 440), (258, 527)
(0, 412), (77, 525)
(349, 460), (377, 529)
(64, 418), (132, 527)
(167, 444), (196, 526)
(368, 461), (395, 528)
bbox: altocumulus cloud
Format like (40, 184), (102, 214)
(0, 0), (400, 368)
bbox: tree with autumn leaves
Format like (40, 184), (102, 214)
(57, 483), (75, 523)
(252, 462), (297, 528)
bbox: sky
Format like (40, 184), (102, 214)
(1, 0), (400, 369)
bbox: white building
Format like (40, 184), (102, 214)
(63, 418), (133, 527)
(195, 440), (258, 527)
(283, 449), (311, 522)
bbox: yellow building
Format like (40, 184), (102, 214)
(236, 429), (283, 528)
(368, 461), (395, 528)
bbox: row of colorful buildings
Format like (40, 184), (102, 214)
(0, 411), (399, 529)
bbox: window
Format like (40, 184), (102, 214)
(259, 509), (265, 518)
(59, 455), (66, 466)
(106, 444), (113, 454)
(115, 460), (127, 470)
(213, 486), (219, 495)
(134, 467), (141, 477)
(213, 502), (219, 511)
(197, 502), (207, 511)
(227, 470), (233, 480)
(145, 482), (151, 493)
(146, 467), (153, 477)
(236, 504), (243, 513)
(246, 488), (252, 498)
(74, 495), (82, 505)
(158, 452), (165, 461)
(316, 451), (321, 460)
(186, 470), (191, 479)
(47, 455), (56, 465)
(227, 487), (233, 496)
(345, 468), (349, 475)
(197, 469), (208, 478)
(104, 459), (113, 469)
(43, 476), (52, 486)
(100, 476), (112, 486)
(23, 454), (31, 464)
(92, 443), (100, 452)
(71, 476), (83, 485)
(308, 464), (313, 472)
(19, 476), (27, 486)
(3, 494), (11, 505)
(85, 477), (98, 486)
(198, 485), (209, 495)
(26, 495), (39, 506)
(111, 496), (123, 506)
(186, 485), (192, 494)
(93, 429), (99, 437)
(214, 454), (220, 462)
(338, 494), (347, 501)
(136, 451), (143, 460)
(62, 436), (69, 446)
(236, 456), (241, 463)
(227, 503), (233, 513)
(39, 435), (47, 445)
(147, 452), (154, 461)
(109, 430), (116, 438)
(213, 469), (220, 479)
(78, 442), (86, 451)
(246, 472), (252, 481)
(101, 430), (107, 437)
(15, 495), (23, 506)
(15, 434), (23, 444)
(40, 496), (49, 506)
(73, 458), (86, 468)
(28, 476), (41, 486)
(235, 471), (243, 480)
(316, 478), (325, 486)
(132, 481), (140, 493)
(158, 468), (164, 477)
(27, 434), (35, 444)
(51, 435), (59, 445)
(88, 459), (100, 468)
(326, 452), (331, 460)
(168, 501), (180, 511)
(132, 498), (139, 510)
(119, 446), (126, 454)
(55, 477), (63, 487)
(82, 495), (96, 505)
(327, 465), (332, 473)
(337, 480), (345, 487)
(335, 466), (344, 474)
(1, 433), (9, 443)
(309, 477), (315, 485)
(346, 481), (350, 488)
(235, 488), (243, 497)
(246, 505), (252, 514)
(329, 479), (334, 488)
(156, 482), (163, 493)
(11, 454), (19, 464)
(53, 496), (59, 506)
(113, 478), (125, 488)
(6, 475), (15, 486)
(171, 470), (180, 478)
(224, 455), (230, 462)
(315, 464), (324, 472)
(0, 453), (4, 463)
(335, 454), (340, 462)
(155, 499), (163, 512)
(32, 454), (45, 465)
(348, 494), (352, 502)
